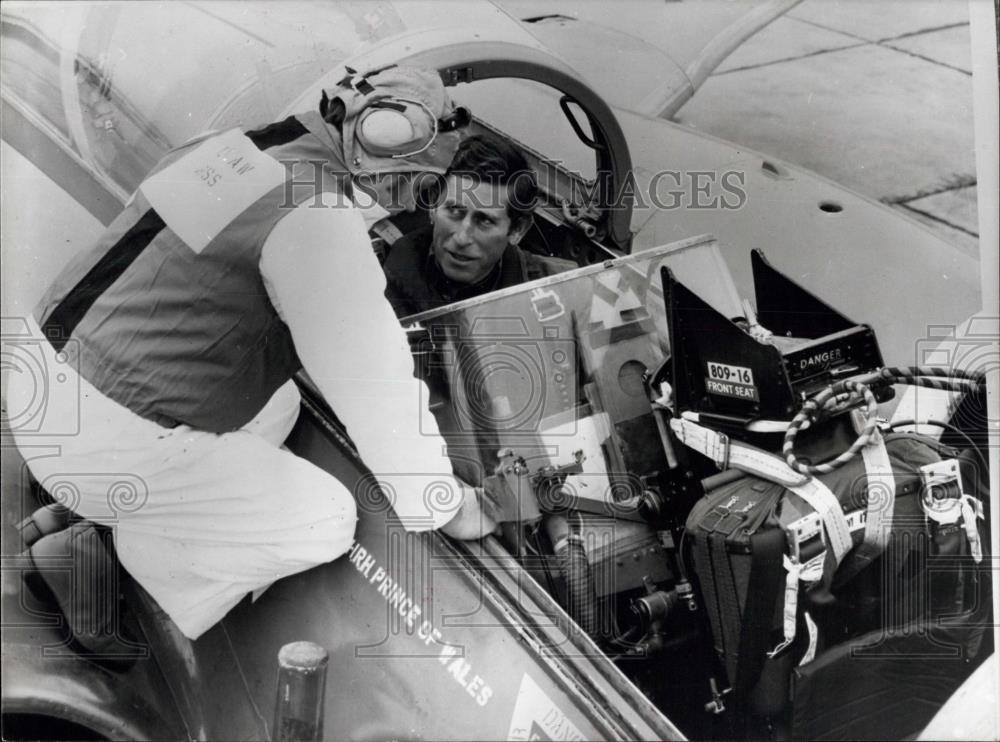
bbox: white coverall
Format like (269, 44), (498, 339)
(9, 192), (468, 639)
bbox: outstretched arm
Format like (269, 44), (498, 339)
(260, 194), (495, 537)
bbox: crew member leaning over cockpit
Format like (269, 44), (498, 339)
(9, 66), (497, 653)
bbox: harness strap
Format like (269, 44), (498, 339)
(673, 416), (853, 565)
(716, 534), (742, 677)
(961, 495), (984, 563)
(694, 519), (726, 658)
(786, 477), (852, 565)
(768, 554), (801, 658)
(800, 611), (818, 666)
(840, 428), (898, 583)
(860, 430), (895, 550)
(672, 416), (807, 488)
(733, 526), (786, 726)
(830, 429), (898, 584)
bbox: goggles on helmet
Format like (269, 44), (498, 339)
(357, 99), (471, 160)
(332, 65), (470, 175)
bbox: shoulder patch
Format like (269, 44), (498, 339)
(141, 129), (287, 253)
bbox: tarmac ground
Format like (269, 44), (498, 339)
(502, 0), (981, 258)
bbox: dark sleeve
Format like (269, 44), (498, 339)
(382, 226), (435, 319)
(382, 264), (412, 319)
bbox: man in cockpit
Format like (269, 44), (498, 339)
(9, 66), (498, 652)
(383, 134), (575, 319)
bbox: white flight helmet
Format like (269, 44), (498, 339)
(325, 65), (470, 175)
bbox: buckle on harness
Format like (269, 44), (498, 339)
(786, 512), (826, 579)
(711, 432), (731, 469)
(919, 459), (964, 524)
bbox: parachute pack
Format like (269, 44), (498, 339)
(661, 251), (988, 737)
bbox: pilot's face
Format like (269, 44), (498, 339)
(431, 175), (527, 285)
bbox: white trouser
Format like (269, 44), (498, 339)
(6, 318), (357, 639)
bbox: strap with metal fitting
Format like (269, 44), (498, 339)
(784, 511), (825, 574)
(672, 415), (854, 567)
(786, 477), (852, 565)
(768, 554), (802, 658)
(917, 459), (984, 563)
(920, 459), (966, 524)
(961, 495), (984, 563)
(671, 416), (808, 488)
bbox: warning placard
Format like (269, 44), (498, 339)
(507, 673), (586, 741)
(704, 360), (759, 401)
(705, 377), (760, 401)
